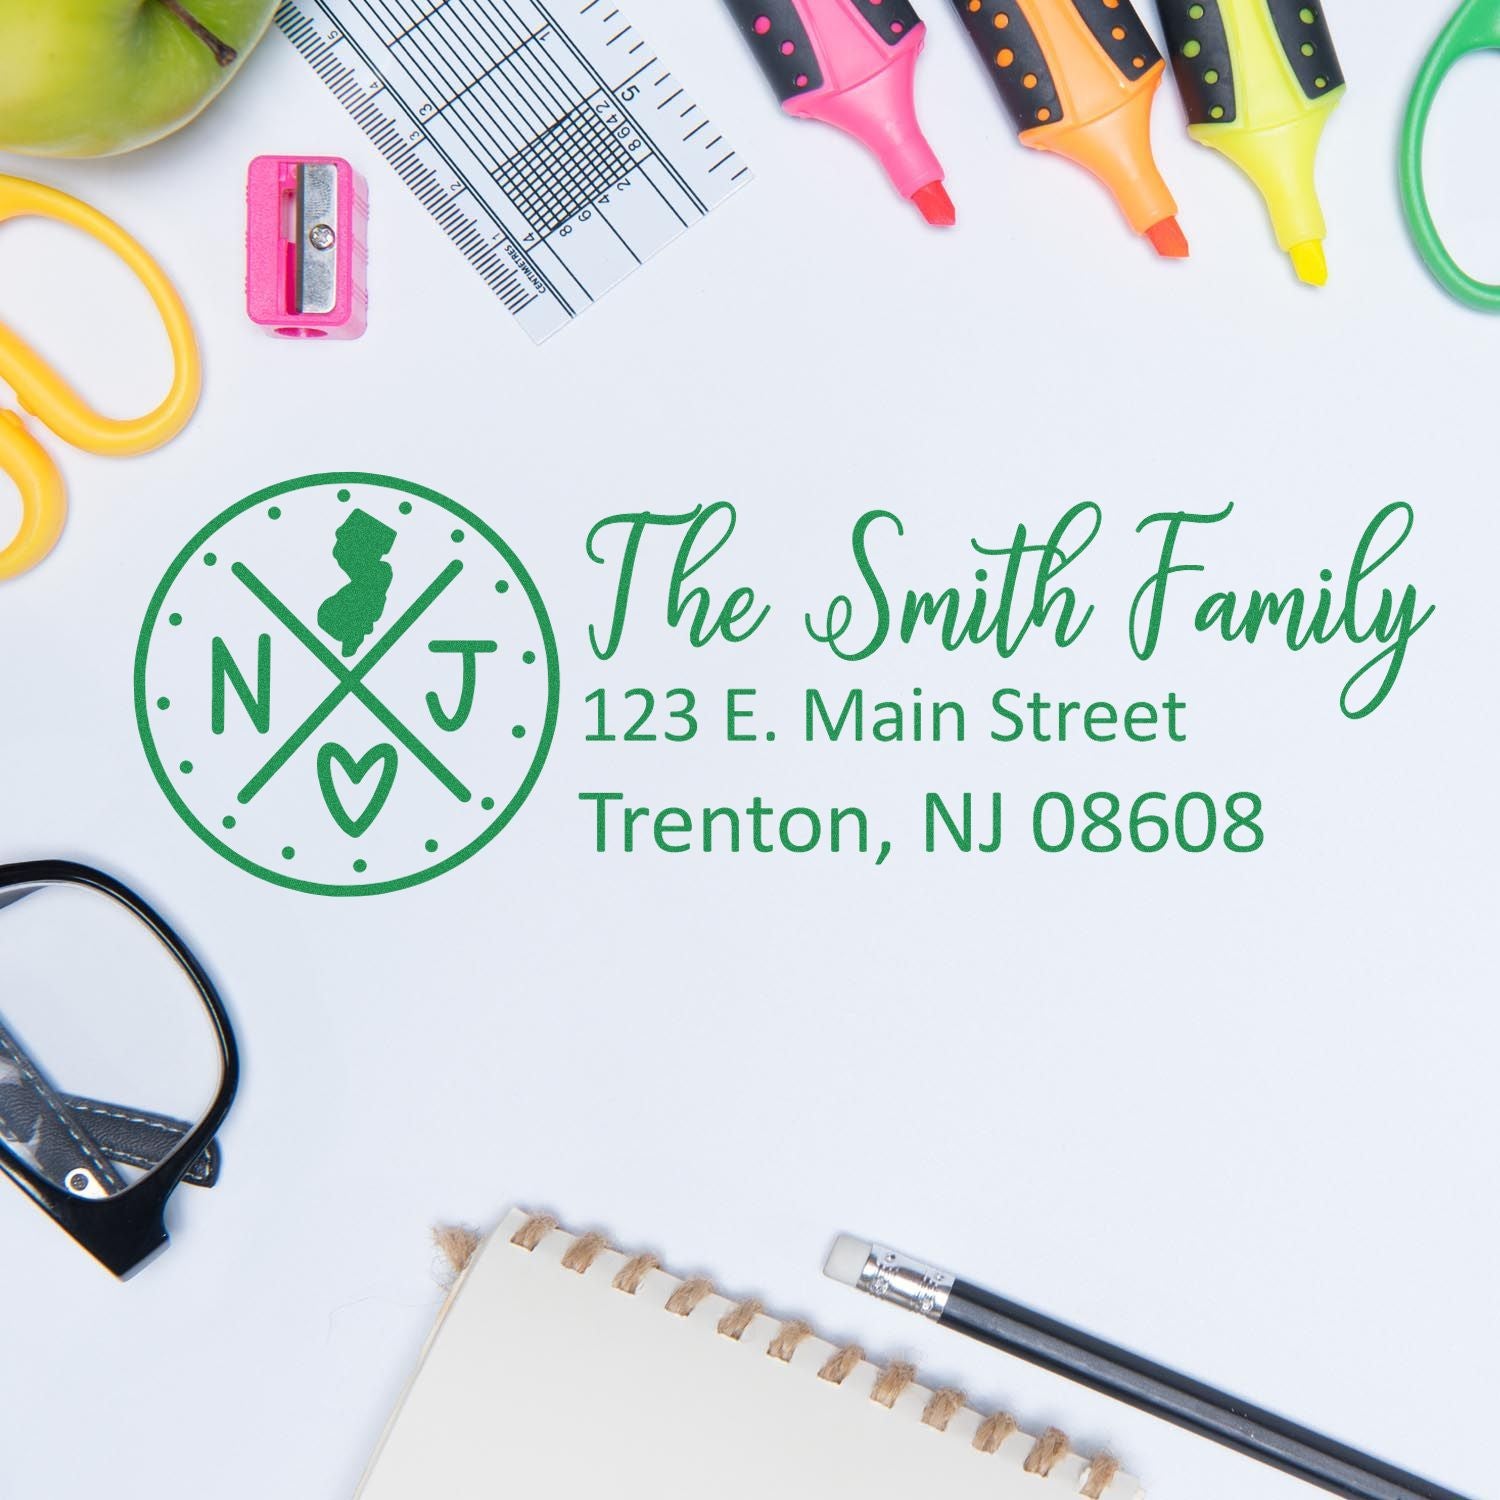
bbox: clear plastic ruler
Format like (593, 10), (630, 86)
(276, 0), (751, 341)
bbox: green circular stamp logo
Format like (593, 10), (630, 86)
(135, 472), (558, 896)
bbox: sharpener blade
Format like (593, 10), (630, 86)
(295, 162), (339, 316)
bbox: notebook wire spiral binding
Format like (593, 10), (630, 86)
(437, 1212), (1133, 1500)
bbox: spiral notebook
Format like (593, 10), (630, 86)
(357, 1208), (1141, 1499)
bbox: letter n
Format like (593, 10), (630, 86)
(211, 635), (272, 735)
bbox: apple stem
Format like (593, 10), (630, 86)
(154, 0), (239, 67)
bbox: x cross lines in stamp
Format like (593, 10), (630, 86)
(135, 473), (559, 896)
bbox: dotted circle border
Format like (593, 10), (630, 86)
(134, 472), (560, 898)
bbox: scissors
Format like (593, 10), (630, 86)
(1401, 0), (1500, 310)
(0, 174), (200, 581)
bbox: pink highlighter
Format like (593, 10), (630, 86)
(246, 155), (368, 339)
(724, 0), (954, 225)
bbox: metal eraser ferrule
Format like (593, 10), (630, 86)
(857, 1244), (954, 1321)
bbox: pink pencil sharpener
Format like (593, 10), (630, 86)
(247, 155), (368, 339)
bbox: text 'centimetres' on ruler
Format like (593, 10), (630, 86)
(276, 0), (751, 341)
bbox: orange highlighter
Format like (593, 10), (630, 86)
(950, 0), (1187, 257)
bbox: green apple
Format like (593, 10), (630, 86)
(0, 0), (278, 157)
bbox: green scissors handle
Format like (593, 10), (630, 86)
(1401, 0), (1500, 310)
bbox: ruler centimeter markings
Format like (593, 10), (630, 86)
(276, 0), (751, 341)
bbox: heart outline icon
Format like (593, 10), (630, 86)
(317, 742), (399, 839)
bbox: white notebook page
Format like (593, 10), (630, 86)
(358, 1209), (1140, 1499)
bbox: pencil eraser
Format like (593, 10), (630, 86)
(824, 1235), (873, 1287)
(246, 155), (368, 340)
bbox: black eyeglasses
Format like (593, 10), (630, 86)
(0, 860), (239, 1277)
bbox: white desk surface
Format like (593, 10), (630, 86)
(0, 4), (1494, 1498)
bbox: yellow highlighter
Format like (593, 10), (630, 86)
(1153, 1), (1344, 285)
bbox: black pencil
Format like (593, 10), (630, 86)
(824, 1238), (1471, 1500)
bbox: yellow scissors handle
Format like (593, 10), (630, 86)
(0, 174), (201, 581)
(0, 411), (67, 580)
